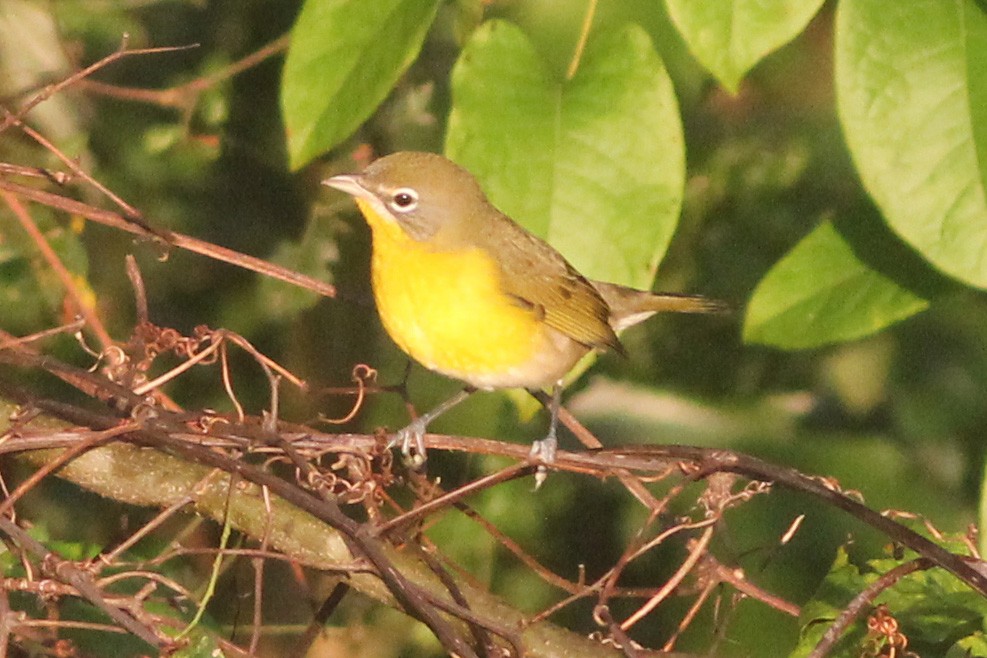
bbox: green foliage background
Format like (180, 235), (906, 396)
(3, 0), (987, 655)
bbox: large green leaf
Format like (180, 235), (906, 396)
(836, 0), (987, 289)
(445, 21), (684, 289)
(744, 220), (929, 349)
(665, 0), (825, 93)
(281, 0), (441, 169)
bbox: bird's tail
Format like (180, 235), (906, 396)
(591, 281), (731, 332)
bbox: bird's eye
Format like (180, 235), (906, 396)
(390, 188), (418, 212)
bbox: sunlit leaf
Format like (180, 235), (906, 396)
(282, 0), (441, 169)
(665, 0), (825, 93)
(947, 634), (987, 658)
(836, 0), (987, 288)
(446, 21), (684, 289)
(744, 220), (929, 349)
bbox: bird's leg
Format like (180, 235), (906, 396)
(394, 387), (475, 464)
(529, 381), (563, 486)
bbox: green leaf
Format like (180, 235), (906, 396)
(665, 0), (825, 93)
(836, 0), (987, 289)
(967, 1), (987, 206)
(947, 633), (987, 658)
(792, 543), (987, 657)
(281, 0), (442, 169)
(744, 220), (929, 349)
(445, 21), (684, 289)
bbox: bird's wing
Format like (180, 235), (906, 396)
(478, 216), (623, 354)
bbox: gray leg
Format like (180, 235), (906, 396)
(529, 381), (562, 466)
(394, 387), (474, 463)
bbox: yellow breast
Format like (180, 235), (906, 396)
(357, 199), (570, 389)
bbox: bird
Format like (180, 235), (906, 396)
(323, 151), (725, 466)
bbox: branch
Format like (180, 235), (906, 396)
(0, 179), (336, 299)
(0, 515), (166, 649)
(0, 397), (624, 658)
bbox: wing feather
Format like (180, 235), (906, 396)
(476, 215), (622, 353)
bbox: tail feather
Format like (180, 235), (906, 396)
(637, 292), (731, 315)
(591, 280), (731, 332)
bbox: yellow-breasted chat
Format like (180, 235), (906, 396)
(323, 151), (725, 465)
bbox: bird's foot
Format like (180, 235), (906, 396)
(391, 418), (428, 469)
(529, 431), (558, 489)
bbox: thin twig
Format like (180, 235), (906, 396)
(0, 422), (139, 519)
(1, 189), (114, 349)
(289, 582), (351, 658)
(0, 320), (86, 352)
(415, 544), (503, 657)
(703, 555), (800, 618)
(125, 255), (150, 324)
(529, 389), (665, 510)
(2, 108), (144, 221)
(98, 496), (196, 567)
(16, 619), (129, 634)
(661, 576), (719, 652)
(76, 35), (288, 111)
(0, 178), (337, 299)
(453, 502), (583, 595)
(807, 558), (933, 658)
(376, 463), (532, 536)
(0, 515), (166, 648)
(0, 35), (197, 133)
(0, 587), (12, 656)
(248, 486), (275, 655)
(621, 526), (715, 630)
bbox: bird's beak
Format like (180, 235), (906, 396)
(323, 172), (396, 224)
(322, 173), (368, 199)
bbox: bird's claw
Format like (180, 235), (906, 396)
(529, 437), (557, 463)
(392, 418), (428, 468)
(529, 431), (558, 489)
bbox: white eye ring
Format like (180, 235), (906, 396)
(389, 188), (419, 213)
